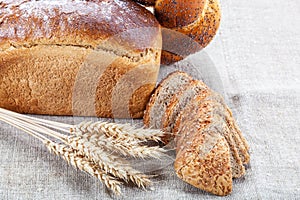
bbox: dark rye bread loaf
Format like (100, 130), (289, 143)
(0, 0), (161, 118)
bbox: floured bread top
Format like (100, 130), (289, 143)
(0, 0), (161, 52)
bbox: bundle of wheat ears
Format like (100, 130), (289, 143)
(0, 108), (169, 195)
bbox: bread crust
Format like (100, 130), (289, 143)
(0, 0), (162, 118)
(155, 0), (206, 28)
(0, 0), (160, 51)
(175, 131), (233, 196)
(155, 0), (221, 64)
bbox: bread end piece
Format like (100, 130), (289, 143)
(175, 135), (233, 196)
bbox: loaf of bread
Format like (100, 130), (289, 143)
(0, 0), (162, 118)
(144, 71), (250, 195)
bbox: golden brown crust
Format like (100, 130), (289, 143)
(175, 0), (221, 48)
(175, 133), (232, 196)
(155, 0), (206, 28)
(155, 0), (221, 64)
(129, 83), (157, 118)
(0, 45), (160, 118)
(0, 0), (162, 118)
(0, 0), (160, 52)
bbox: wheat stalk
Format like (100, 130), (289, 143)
(44, 140), (122, 195)
(75, 121), (166, 142)
(0, 108), (168, 195)
(71, 124), (166, 159)
(67, 134), (152, 187)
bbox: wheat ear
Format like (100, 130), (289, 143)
(0, 111), (123, 195)
(45, 141), (122, 195)
(0, 108), (168, 194)
(72, 122), (167, 158)
(76, 121), (166, 142)
(67, 134), (152, 187)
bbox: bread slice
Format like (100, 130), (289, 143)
(225, 107), (250, 163)
(175, 97), (245, 178)
(175, 130), (233, 196)
(162, 80), (209, 138)
(207, 92), (250, 164)
(144, 71), (193, 129)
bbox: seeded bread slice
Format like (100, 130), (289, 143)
(144, 71), (193, 129)
(187, 91), (250, 165)
(175, 130), (233, 196)
(175, 97), (245, 178)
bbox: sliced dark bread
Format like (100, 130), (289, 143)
(144, 71), (193, 129)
